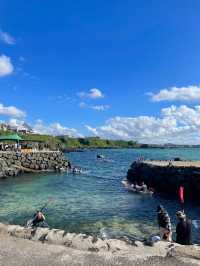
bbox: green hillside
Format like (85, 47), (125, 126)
(0, 130), (139, 150)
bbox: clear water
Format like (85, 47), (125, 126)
(0, 148), (200, 243)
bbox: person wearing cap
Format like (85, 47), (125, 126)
(157, 205), (172, 241)
(176, 211), (191, 245)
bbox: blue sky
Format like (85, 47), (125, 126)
(0, 0), (200, 143)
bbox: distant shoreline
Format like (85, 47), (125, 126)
(64, 146), (200, 152)
(1, 131), (199, 151)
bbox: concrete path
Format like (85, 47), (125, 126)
(0, 234), (198, 266)
(144, 160), (200, 168)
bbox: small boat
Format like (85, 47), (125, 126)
(122, 180), (154, 195)
(97, 154), (105, 159)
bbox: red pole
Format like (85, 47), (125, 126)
(179, 186), (184, 212)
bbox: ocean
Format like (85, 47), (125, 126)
(0, 148), (200, 242)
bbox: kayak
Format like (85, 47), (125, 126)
(122, 180), (154, 195)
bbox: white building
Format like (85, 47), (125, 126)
(0, 122), (34, 134)
(0, 123), (9, 131)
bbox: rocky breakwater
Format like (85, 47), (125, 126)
(0, 223), (200, 265)
(127, 160), (200, 201)
(0, 151), (70, 178)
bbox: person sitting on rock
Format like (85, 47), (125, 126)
(32, 210), (46, 227)
(157, 205), (172, 241)
(176, 211), (192, 245)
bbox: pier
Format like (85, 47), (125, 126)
(127, 160), (200, 201)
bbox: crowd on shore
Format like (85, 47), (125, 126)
(0, 143), (56, 152)
(0, 143), (22, 152)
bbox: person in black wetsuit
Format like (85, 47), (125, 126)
(32, 210), (46, 227)
(157, 205), (172, 241)
(176, 211), (192, 245)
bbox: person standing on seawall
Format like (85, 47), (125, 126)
(157, 205), (172, 241)
(176, 211), (192, 245)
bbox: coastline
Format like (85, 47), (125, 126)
(1, 149), (200, 264)
(0, 222), (199, 265)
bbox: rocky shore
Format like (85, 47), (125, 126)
(127, 160), (200, 200)
(0, 223), (200, 265)
(0, 151), (70, 178)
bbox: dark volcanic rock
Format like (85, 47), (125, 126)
(127, 160), (200, 201)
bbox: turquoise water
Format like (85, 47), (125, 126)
(0, 148), (200, 242)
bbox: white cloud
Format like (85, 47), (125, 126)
(85, 125), (98, 135)
(91, 105), (110, 111)
(78, 88), (104, 99)
(33, 120), (83, 137)
(79, 102), (87, 108)
(0, 54), (14, 77)
(0, 103), (25, 117)
(0, 116), (83, 137)
(0, 30), (15, 45)
(150, 85), (200, 102)
(19, 56), (25, 62)
(7, 118), (25, 127)
(79, 102), (110, 111)
(85, 105), (200, 144)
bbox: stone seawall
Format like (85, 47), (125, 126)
(127, 160), (200, 201)
(0, 151), (70, 178)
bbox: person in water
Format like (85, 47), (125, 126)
(68, 161), (72, 169)
(72, 167), (81, 173)
(131, 181), (137, 189)
(140, 181), (147, 192)
(135, 181), (147, 192)
(157, 205), (172, 241)
(176, 211), (192, 245)
(32, 210), (46, 227)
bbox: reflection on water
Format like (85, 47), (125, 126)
(0, 148), (200, 242)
